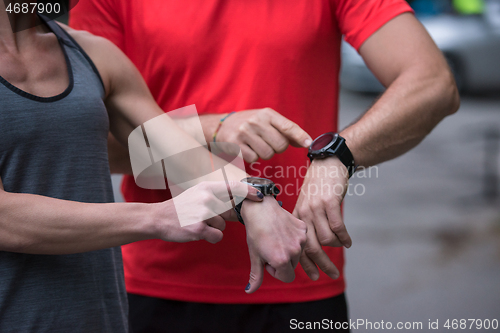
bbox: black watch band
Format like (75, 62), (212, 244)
(234, 177), (280, 225)
(307, 133), (356, 178)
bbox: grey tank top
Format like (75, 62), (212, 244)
(0, 18), (128, 332)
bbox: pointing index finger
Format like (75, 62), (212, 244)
(269, 112), (312, 148)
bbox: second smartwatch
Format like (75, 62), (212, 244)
(234, 177), (280, 225)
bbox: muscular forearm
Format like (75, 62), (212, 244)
(340, 13), (460, 168)
(0, 190), (158, 254)
(340, 64), (459, 167)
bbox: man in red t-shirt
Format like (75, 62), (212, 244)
(70, 0), (459, 331)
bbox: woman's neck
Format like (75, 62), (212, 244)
(0, 1), (42, 52)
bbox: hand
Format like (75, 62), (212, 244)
(293, 157), (352, 281)
(154, 181), (263, 244)
(242, 196), (308, 294)
(216, 108), (312, 162)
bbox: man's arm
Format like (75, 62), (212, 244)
(342, 13), (459, 166)
(294, 13), (460, 280)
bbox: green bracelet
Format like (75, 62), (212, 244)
(212, 112), (235, 143)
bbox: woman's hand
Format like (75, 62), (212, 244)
(153, 181), (263, 244)
(241, 197), (308, 293)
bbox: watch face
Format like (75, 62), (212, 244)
(242, 177), (274, 186)
(311, 132), (335, 152)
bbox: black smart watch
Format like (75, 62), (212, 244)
(234, 177), (280, 225)
(307, 132), (356, 178)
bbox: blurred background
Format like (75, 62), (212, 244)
(341, 0), (500, 329)
(59, 0), (500, 330)
(340, 88), (500, 329)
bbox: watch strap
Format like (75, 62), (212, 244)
(234, 199), (282, 225)
(335, 140), (356, 178)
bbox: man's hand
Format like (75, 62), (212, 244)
(293, 157), (352, 281)
(216, 108), (312, 163)
(241, 196), (307, 294)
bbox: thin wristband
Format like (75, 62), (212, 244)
(212, 112), (235, 143)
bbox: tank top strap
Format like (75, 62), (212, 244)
(39, 15), (105, 93)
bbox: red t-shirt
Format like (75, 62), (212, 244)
(70, 0), (412, 304)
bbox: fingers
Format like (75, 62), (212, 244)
(272, 261), (296, 283)
(206, 215), (226, 232)
(240, 129), (276, 161)
(256, 126), (290, 155)
(302, 233), (340, 280)
(246, 253), (264, 294)
(299, 250), (320, 281)
(269, 111), (312, 148)
(207, 181), (262, 203)
(313, 209), (343, 247)
(325, 203), (352, 248)
(296, 209), (339, 280)
(265, 263), (276, 277)
(226, 181), (264, 203)
(294, 209), (321, 281)
(263, 260), (295, 284)
(240, 144), (259, 163)
(200, 223), (224, 244)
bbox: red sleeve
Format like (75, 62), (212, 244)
(333, 0), (414, 51)
(68, 0), (125, 51)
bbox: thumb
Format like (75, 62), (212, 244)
(245, 252), (264, 294)
(200, 224), (224, 244)
(270, 114), (312, 148)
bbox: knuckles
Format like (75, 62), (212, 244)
(318, 234), (337, 247)
(329, 221), (345, 233)
(272, 252), (291, 269)
(274, 139), (289, 154)
(246, 153), (259, 163)
(238, 123), (252, 136)
(304, 245), (322, 258)
(261, 107), (276, 117)
(260, 148), (275, 160)
(279, 119), (295, 133)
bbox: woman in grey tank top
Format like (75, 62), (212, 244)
(0, 6), (304, 333)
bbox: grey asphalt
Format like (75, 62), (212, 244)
(339, 89), (500, 331)
(111, 89), (500, 332)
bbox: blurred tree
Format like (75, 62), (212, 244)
(453, 0), (485, 14)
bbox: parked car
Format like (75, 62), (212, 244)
(340, 4), (500, 93)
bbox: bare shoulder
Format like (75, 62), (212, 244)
(57, 22), (118, 55)
(56, 22), (126, 94)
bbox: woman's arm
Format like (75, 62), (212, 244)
(0, 177), (261, 255)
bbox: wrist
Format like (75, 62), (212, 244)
(338, 129), (363, 167)
(199, 114), (228, 144)
(212, 112), (235, 143)
(240, 196), (279, 226)
(310, 155), (348, 174)
(145, 201), (175, 240)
